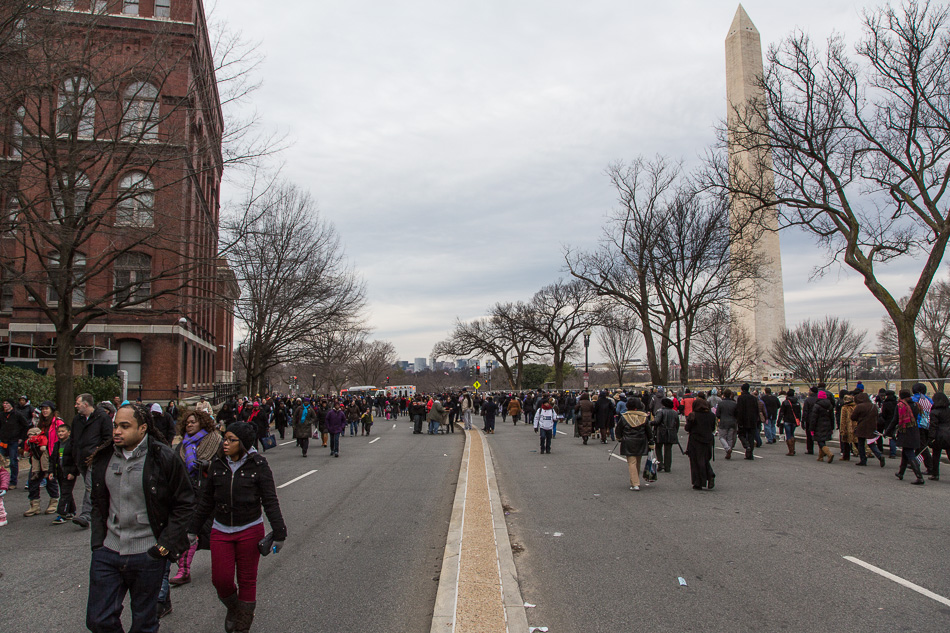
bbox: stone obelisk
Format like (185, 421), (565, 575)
(725, 4), (786, 380)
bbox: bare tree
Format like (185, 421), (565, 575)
(348, 339), (398, 387)
(567, 157), (673, 384)
(878, 280), (950, 390)
(521, 279), (603, 389)
(568, 156), (760, 385)
(771, 316), (866, 385)
(694, 305), (760, 385)
(710, 0), (950, 383)
(230, 183), (365, 394)
(304, 326), (367, 395)
(598, 308), (641, 389)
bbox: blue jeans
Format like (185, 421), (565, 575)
(87, 547), (167, 633)
(0, 439), (19, 485)
(330, 432), (341, 454)
(783, 422), (797, 441)
(428, 420), (440, 434)
(764, 416), (777, 442)
(348, 421), (358, 435)
(157, 559), (172, 603)
(539, 428), (553, 452)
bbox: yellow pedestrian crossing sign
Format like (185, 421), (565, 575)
(473, 381), (481, 390)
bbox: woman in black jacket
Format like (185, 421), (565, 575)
(810, 391), (836, 463)
(190, 421), (287, 633)
(685, 397), (716, 490)
(886, 390), (924, 485)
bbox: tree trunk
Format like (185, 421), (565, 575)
(55, 327), (76, 419)
(895, 315), (919, 388)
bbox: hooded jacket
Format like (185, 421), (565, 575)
(851, 392), (879, 439)
(930, 392), (950, 445)
(616, 410), (653, 457)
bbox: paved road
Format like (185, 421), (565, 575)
(0, 418), (464, 633)
(488, 421), (950, 632)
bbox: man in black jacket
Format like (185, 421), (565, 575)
(801, 387), (819, 455)
(0, 398), (29, 487)
(86, 403), (195, 633)
(762, 387), (782, 444)
(735, 383), (761, 460)
(71, 393), (113, 529)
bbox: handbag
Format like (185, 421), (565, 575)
(642, 450), (658, 482)
(258, 531), (275, 556)
(260, 434), (277, 451)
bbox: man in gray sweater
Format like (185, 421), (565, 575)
(86, 403), (194, 633)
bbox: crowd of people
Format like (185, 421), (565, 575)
(1, 378), (947, 632)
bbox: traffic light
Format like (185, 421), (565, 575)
(469, 366), (474, 377)
(476, 363), (481, 376)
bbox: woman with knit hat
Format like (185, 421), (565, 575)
(23, 400), (63, 516)
(169, 409), (222, 586)
(190, 421), (287, 632)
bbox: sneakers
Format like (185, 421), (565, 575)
(630, 485), (640, 491)
(156, 598), (173, 619)
(52, 515), (70, 525)
(72, 515), (90, 529)
(0, 518), (7, 527)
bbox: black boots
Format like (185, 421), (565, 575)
(234, 600), (256, 633)
(221, 593), (239, 633)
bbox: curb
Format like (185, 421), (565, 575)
(430, 429), (471, 632)
(480, 432), (530, 633)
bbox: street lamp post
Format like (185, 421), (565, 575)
(583, 328), (592, 390)
(312, 374), (316, 394)
(487, 360), (493, 391)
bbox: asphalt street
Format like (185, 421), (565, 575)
(0, 417), (464, 633)
(488, 421), (950, 633)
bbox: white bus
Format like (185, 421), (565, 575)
(340, 385), (377, 397)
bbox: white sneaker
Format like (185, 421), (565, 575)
(631, 486), (640, 491)
(0, 518), (7, 526)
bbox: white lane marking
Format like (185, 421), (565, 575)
(277, 469), (318, 489)
(279, 440), (296, 446)
(369, 437), (380, 444)
(556, 430), (567, 435)
(843, 556), (950, 607)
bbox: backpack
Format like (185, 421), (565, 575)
(914, 395), (932, 429)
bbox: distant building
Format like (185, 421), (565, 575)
(456, 359), (469, 370)
(414, 357), (428, 372)
(397, 360), (410, 372)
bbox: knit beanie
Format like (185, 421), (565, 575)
(226, 422), (256, 452)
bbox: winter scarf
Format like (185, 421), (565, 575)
(181, 429), (209, 476)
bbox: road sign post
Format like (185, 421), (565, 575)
(583, 371), (589, 389)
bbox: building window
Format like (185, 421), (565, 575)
(113, 252), (152, 306)
(122, 82), (159, 140)
(118, 340), (142, 386)
(91, 0), (108, 14)
(57, 76), (95, 138)
(10, 105), (24, 158)
(47, 252), (85, 305)
(52, 172), (90, 218)
(0, 279), (13, 313)
(123, 0), (139, 15)
(5, 195), (19, 230)
(116, 172), (154, 226)
(155, 0), (171, 18)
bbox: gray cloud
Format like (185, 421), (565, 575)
(223, 0), (944, 360)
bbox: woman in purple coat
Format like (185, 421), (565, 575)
(325, 402), (347, 457)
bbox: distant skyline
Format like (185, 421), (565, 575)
(220, 1), (946, 363)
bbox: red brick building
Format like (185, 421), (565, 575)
(0, 1), (237, 402)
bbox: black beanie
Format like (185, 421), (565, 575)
(226, 422), (256, 452)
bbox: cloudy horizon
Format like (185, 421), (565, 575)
(220, 0), (946, 364)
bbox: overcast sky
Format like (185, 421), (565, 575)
(219, 0), (946, 363)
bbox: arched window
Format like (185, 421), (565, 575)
(52, 171), (90, 218)
(122, 81), (159, 140)
(116, 172), (154, 226)
(57, 76), (95, 138)
(113, 252), (152, 306)
(10, 105), (24, 158)
(47, 252), (85, 305)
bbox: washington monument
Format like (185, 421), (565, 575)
(725, 4), (786, 379)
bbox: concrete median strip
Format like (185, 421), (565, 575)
(431, 429), (529, 633)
